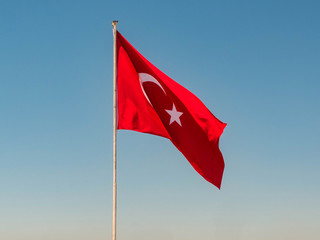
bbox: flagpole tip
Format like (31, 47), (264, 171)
(112, 21), (118, 27)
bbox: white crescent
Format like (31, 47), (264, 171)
(138, 73), (167, 105)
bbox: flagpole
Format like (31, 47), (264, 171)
(112, 20), (118, 240)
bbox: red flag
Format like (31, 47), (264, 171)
(116, 31), (227, 188)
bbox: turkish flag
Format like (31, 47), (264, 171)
(116, 31), (227, 188)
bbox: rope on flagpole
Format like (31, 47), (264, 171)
(112, 20), (118, 240)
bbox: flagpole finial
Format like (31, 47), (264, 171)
(112, 20), (118, 28)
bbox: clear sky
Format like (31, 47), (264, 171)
(0, 0), (319, 240)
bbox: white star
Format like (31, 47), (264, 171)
(165, 103), (183, 126)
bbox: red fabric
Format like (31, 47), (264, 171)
(117, 31), (227, 188)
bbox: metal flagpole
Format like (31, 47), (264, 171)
(112, 20), (118, 240)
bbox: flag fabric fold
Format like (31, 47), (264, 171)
(116, 31), (226, 188)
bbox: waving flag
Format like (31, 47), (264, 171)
(116, 31), (226, 188)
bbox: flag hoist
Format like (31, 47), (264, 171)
(112, 20), (227, 240)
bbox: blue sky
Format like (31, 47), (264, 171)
(0, 0), (319, 240)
